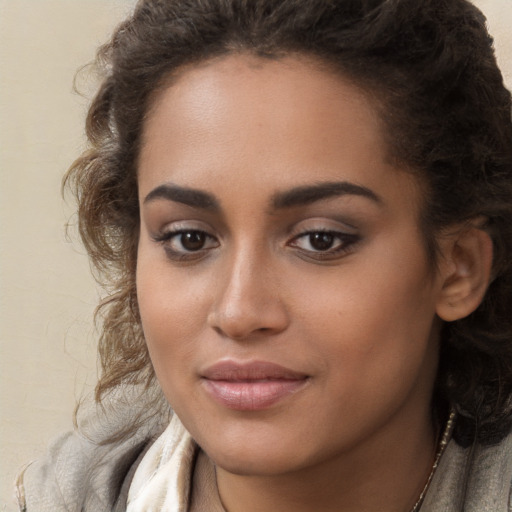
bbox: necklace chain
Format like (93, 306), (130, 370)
(409, 409), (456, 512)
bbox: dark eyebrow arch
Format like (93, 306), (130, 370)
(271, 181), (381, 209)
(143, 183), (220, 211)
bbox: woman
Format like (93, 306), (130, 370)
(17, 0), (512, 510)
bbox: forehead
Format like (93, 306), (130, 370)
(139, 53), (420, 211)
(142, 55), (384, 158)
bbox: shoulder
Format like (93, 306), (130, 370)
(16, 389), (169, 512)
(423, 429), (512, 512)
(16, 429), (150, 512)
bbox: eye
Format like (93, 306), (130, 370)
(303, 232), (338, 251)
(176, 231), (210, 251)
(153, 229), (219, 260)
(289, 230), (359, 259)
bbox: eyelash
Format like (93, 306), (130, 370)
(152, 228), (360, 262)
(289, 230), (360, 260)
(152, 229), (219, 261)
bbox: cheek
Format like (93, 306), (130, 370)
(136, 252), (209, 388)
(294, 241), (438, 385)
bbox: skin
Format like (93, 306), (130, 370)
(136, 54), (454, 512)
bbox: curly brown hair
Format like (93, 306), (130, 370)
(65, 0), (512, 446)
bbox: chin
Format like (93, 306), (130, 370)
(197, 426), (321, 477)
(207, 445), (307, 477)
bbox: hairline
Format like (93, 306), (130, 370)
(138, 48), (441, 270)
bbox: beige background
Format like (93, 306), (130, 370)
(0, 0), (510, 508)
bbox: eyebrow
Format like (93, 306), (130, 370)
(143, 180), (381, 212)
(271, 181), (381, 209)
(143, 183), (220, 211)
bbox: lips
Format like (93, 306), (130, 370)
(200, 360), (309, 411)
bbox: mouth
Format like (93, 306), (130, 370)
(200, 360), (309, 411)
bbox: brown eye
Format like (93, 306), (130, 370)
(309, 232), (335, 251)
(153, 228), (219, 260)
(289, 229), (360, 260)
(181, 231), (207, 251)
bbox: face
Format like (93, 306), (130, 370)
(136, 54), (445, 477)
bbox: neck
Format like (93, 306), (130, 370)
(216, 407), (437, 512)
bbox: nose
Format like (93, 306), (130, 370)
(207, 249), (289, 340)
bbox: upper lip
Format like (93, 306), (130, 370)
(201, 360), (308, 381)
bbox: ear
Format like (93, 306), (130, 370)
(436, 222), (493, 322)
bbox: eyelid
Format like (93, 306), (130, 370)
(286, 218), (361, 261)
(288, 231), (360, 261)
(150, 220), (220, 263)
(288, 217), (359, 237)
(151, 219), (215, 239)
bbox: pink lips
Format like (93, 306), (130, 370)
(201, 361), (309, 411)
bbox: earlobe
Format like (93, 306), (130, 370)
(435, 224), (493, 322)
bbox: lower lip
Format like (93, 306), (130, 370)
(202, 379), (308, 411)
